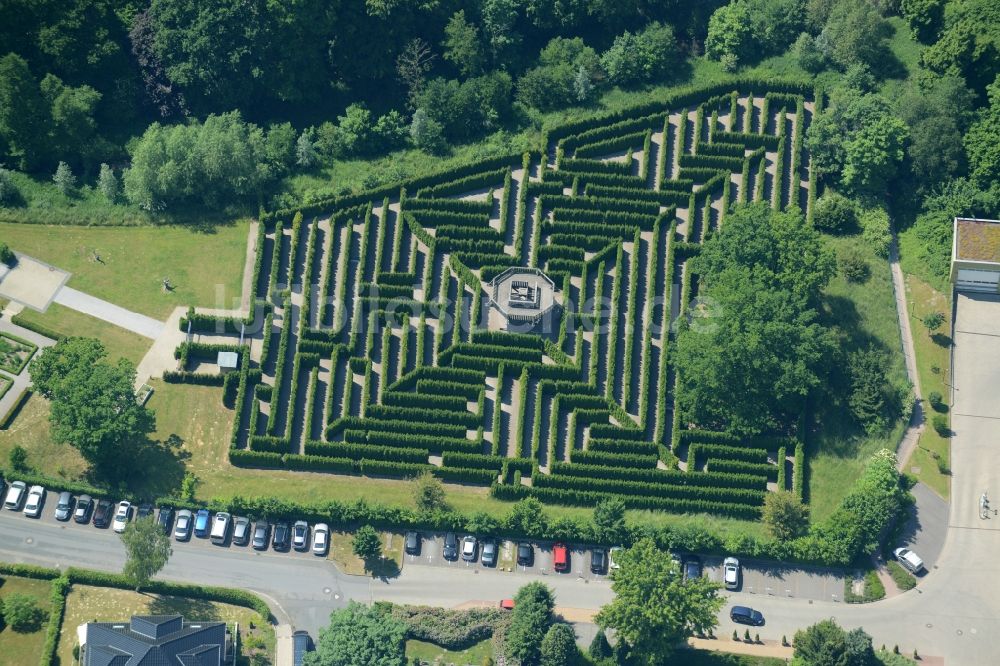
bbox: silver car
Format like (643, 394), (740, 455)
(24, 485), (45, 518)
(174, 509), (193, 541)
(4, 481), (26, 510)
(54, 491), (73, 521)
(292, 521), (310, 551)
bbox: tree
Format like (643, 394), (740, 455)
(762, 491), (809, 540)
(443, 11), (483, 77)
(813, 193), (858, 233)
(121, 515), (173, 591)
(304, 601), (406, 666)
(396, 38), (436, 110)
(352, 525), (382, 563)
(573, 65), (594, 102)
(505, 582), (555, 664)
(540, 623), (577, 666)
(504, 497), (548, 535)
(29, 338), (155, 481)
(8, 444), (29, 473)
(412, 470), (447, 512)
(0, 53), (49, 170)
(842, 116), (909, 195)
(919, 0), (1000, 96)
(0, 168), (20, 206)
(592, 497), (626, 541)
(901, 0), (945, 43)
(52, 161), (75, 195)
(595, 538), (724, 664)
(3, 593), (46, 632)
(588, 629), (613, 659)
(848, 346), (896, 434)
(822, 0), (891, 73)
(860, 208), (892, 257)
(922, 311), (945, 335)
(481, 0), (522, 64)
(410, 109), (447, 155)
(97, 163), (118, 203)
(793, 619), (877, 666)
(124, 111), (277, 210)
(838, 249), (870, 283)
(0, 241), (14, 266)
(706, 0), (805, 68)
(40, 74), (101, 166)
(792, 32), (827, 73)
(295, 128), (318, 168)
(675, 204), (836, 434)
(601, 23), (679, 86)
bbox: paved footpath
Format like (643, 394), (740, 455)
(53, 285), (164, 339)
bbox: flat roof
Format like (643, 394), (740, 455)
(217, 351), (239, 368)
(955, 218), (1000, 263)
(489, 268), (556, 321)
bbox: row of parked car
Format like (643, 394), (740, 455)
(404, 532), (615, 574)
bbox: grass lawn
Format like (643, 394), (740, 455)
(808, 234), (910, 523)
(14, 303), (151, 366)
(329, 530), (404, 577)
(0, 221), (249, 319)
(406, 638), (493, 665)
(0, 392), (88, 480)
(0, 575), (54, 664)
(903, 276), (952, 498)
(57, 584), (274, 666)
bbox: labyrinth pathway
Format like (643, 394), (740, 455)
(170, 81), (820, 520)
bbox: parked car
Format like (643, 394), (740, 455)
(442, 532), (459, 560)
(194, 509), (211, 538)
(404, 531), (420, 555)
(683, 556), (702, 581)
(137, 503), (154, 520)
(93, 499), (114, 528)
(481, 539), (498, 567)
(608, 546), (622, 572)
(54, 491), (73, 521)
(232, 516), (251, 546)
(461, 535), (478, 562)
(74, 495), (94, 524)
(893, 547), (925, 574)
(730, 605), (765, 626)
(292, 630), (314, 666)
(211, 512), (232, 545)
(553, 542), (569, 572)
(24, 485), (45, 518)
(272, 522), (291, 551)
(499, 599), (515, 610)
(4, 481), (26, 510)
(157, 506), (174, 535)
(292, 521), (310, 551)
(252, 522), (271, 550)
(723, 557), (741, 590)
(590, 548), (607, 574)
(516, 542), (534, 566)
(312, 523), (330, 556)
(112, 501), (131, 533)
(174, 509), (193, 541)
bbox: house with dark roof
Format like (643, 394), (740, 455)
(81, 614), (228, 666)
(952, 217), (1000, 293)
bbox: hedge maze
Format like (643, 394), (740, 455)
(173, 80), (820, 521)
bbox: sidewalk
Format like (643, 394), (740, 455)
(888, 235), (925, 470)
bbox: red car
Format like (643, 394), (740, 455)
(553, 542), (569, 572)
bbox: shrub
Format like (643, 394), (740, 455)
(928, 391), (945, 412)
(932, 414), (950, 436)
(860, 208), (892, 257)
(0, 168), (21, 206)
(0, 242), (14, 266)
(838, 249), (870, 283)
(390, 605), (502, 650)
(3, 593), (46, 632)
(886, 560), (916, 591)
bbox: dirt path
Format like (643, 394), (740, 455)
(889, 235), (925, 470)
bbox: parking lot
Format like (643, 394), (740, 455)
(402, 534), (612, 582)
(703, 556), (845, 603)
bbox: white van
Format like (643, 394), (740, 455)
(893, 547), (925, 574)
(211, 512), (232, 545)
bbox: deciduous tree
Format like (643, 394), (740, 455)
(122, 514), (173, 591)
(505, 582), (555, 664)
(352, 525), (382, 563)
(595, 538), (724, 664)
(762, 491), (810, 541)
(305, 602), (406, 666)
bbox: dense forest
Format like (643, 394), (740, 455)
(0, 0), (998, 283)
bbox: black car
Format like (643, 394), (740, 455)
(252, 522), (271, 550)
(683, 556), (702, 581)
(137, 503), (154, 520)
(405, 531), (420, 555)
(157, 506), (174, 535)
(442, 532), (459, 560)
(516, 542), (534, 566)
(74, 495), (94, 524)
(272, 522), (291, 551)
(730, 605), (764, 626)
(93, 499), (114, 528)
(590, 548), (607, 574)
(292, 630), (314, 666)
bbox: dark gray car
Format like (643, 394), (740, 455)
(442, 532), (458, 560)
(233, 516), (251, 546)
(54, 491), (73, 521)
(481, 539), (497, 567)
(253, 522), (271, 550)
(74, 495), (93, 524)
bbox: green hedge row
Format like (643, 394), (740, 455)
(583, 183), (687, 205)
(360, 459), (431, 478)
(346, 429), (483, 454)
(432, 466), (498, 485)
(405, 198), (491, 214)
(162, 370), (226, 386)
(548, 461), (766, 490)
(491, 483), (762, 519)
(587, 437), (658, 455)
(711, 130), (780, 150)
(545, 219), (638, 239)
(534, 472), (767, 505)
(250, 435), (289, 453)
(699, 141), (745, 157)
(415, 379), (484, 401)
(365, 404), (480, 428)
(304, 440), (429, 464)
(382, 391), (470, 413)
(573, 131), (648, 159)
(548, 233), (620, 251)
(390, 366), (486, 391)
(688, 444), (769, 468)
(560, 156), (632, 175)
(707, 458), (779, 482)
(328, 416), (468, 439)
(589, 424), (646, 440)
(679, 154), (744, 171)
(415, 168), (508, 198)
(435, 225), (502, 241)
(569, 448), (657, 468)
(441, 342), (542, 365)
(793, 443), (804, 499)
(440, 452), (533, 473)
(470, 330), (545, 350)
(542, 193), (660, 216)
(539, 244), (586, 262)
